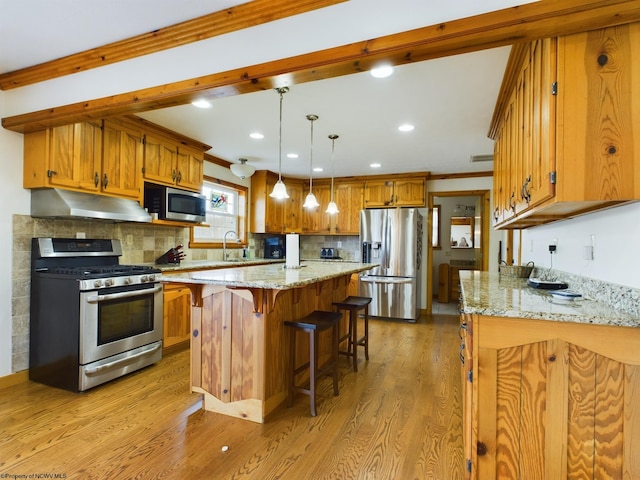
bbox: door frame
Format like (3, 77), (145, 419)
(426, 189), (490, 314)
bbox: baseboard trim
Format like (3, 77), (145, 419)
(0, 370), (29, 389)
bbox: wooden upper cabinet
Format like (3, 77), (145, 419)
(334, 182), (364, 234)
(250, 170), (284, 233)
(24, 116), (205, 202)
(143, 133), (204, 192)
(363, 180), (394, 207)
(175, 144), (204, 191)
(491, 22), (640, 228)
(23, 120), (144, 200)
(394, 178), (426, 206)
(24, 121), (103, 192)
(102, 119), (143, 200)
(364, 178), (425, 208)
(283, 183), (303, 233)
(142, 133), (179, 186)
(302, 184), (332, 234)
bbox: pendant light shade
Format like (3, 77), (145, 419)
(230, 158), (256, 179)
(326, 134), (340, 214)
(303, 114), (320, 209)
(270, 87), (289, 199)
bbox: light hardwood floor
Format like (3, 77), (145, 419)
(0, 314), (463, 479)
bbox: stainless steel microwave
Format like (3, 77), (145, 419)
(144, 185), (206, 223)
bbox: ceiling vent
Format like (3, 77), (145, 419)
(470, 154), (494, 163)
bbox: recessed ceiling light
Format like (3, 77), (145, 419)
(370, 163), (382, 169)
(313, 167), (323, 172)
(249, 132), (264, 139)
(287, 153), (299, 159)
(191, 99), (212, 108)
(370, 65), (394, 78)
(398, 124), (415, 132)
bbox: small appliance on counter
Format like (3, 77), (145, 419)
(320, 247), (340, 259)
(264, 235), (285, 259)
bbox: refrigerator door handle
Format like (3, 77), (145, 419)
(385, 213), (392, 270)
(360, 276), (414, 284)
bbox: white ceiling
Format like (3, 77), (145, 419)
(0, 0), (529, 179)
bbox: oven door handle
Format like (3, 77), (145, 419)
(85, 285), (162, 303)
(84, 343), (162, 375)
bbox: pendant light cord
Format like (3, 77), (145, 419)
(307, 114), (319, 193)
(278, 89), (284, 182)
(329, 134), (338, 201)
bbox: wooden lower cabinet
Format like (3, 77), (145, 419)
(464, 314), (640, 479)
(162, 283), (192, 349)
(438, 264), (476, 303)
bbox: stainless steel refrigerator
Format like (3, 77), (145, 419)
(359, 208), (422, 322)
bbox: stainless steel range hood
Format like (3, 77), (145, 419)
(31, 189), (152, 223)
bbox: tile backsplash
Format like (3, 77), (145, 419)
(10, 214), (361, 373)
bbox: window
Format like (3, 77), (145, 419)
(432, 205), (441, 249)
(190, 176), (248, 248)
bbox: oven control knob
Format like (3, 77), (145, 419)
(94, 279), (103, 288)
(141, 275), (148, 283)
(123, 277), (132, 285)
(105, 279), (114, 287)
(148, 274), (156, 282)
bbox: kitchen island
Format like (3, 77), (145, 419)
(458, 271), (640, 479)
(162, 261), (375, 422)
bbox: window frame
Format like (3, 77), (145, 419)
(189, 175), (248, 249)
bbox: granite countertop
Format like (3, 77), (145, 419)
(459, 271), (640, 328)
(161, 261), (376, 289)
(155, 258), (283, 272)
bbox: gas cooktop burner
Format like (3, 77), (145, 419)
(46, 264), (160, 279)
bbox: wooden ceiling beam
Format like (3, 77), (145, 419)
(0, 0), (345, 90)
(3, 0), (640, 133)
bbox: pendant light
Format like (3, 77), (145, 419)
(325, 134), (340, 214)
(303, 114), (320, 209)
(270, 87), (289, 199)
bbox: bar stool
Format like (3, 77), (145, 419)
(285, 310), (342, 417)
(333, 296), (372, 372)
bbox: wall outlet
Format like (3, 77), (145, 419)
(76, 232), (86, 239)
(337, 241), (342, 248)
(126, 234), (133, 246)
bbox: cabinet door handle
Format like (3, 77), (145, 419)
(521, 175), (531, 203)
(102, 173), (109, 189)
(172, 170), (177, 181)
(509, 192), (516, 212)
(493, 207), (499, 221)
(47, 170), (58, 177)
(176, 171), (182, 183)
(94, 172), (99, 187)
(458, 322), (467, 339)
(459, 342), (466, 365)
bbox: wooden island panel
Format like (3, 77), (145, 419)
(189, 274), (351, 423)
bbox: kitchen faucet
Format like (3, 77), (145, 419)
(223, 230), (239, 261)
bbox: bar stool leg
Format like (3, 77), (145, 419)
(309, 329), (317, 417)
(351, 308), (358, 372)
(287, 328), (296, 408)
(332, 322), (339, 396)
(364, 305), (369, 361)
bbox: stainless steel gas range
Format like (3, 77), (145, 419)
(29, 237), (163, 392)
